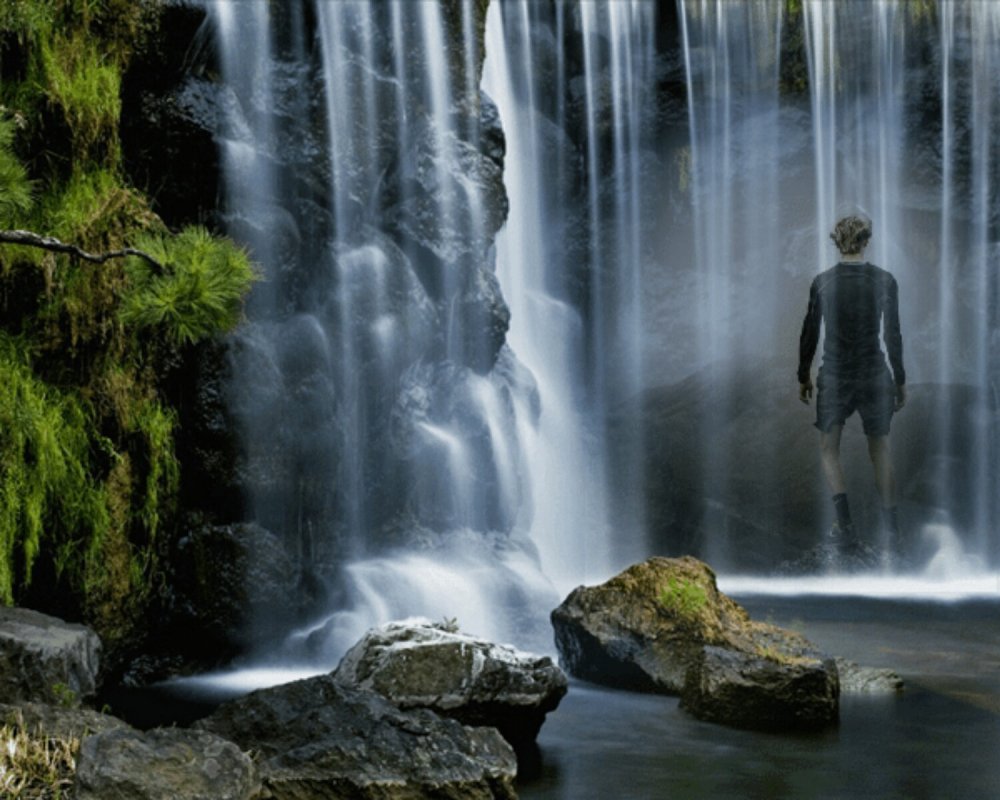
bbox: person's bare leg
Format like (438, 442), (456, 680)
(819, 425), (846, 495)
(867, 434), (896, 508)
(868, 434), (903, 564)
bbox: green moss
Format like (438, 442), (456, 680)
(659, 577), (709, 622)
(37, 30), (121, 163)
(0, 115), (33, 225)
(0, 331), (108, 605)
(1, 0), (158, 172)
(121, 226), (257, 345)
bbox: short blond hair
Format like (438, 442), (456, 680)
(830, 214), (872, 255)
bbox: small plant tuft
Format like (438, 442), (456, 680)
(49, 682), (78, 710)
(0, 711), (79, 799)
(659, 577), (708, 622)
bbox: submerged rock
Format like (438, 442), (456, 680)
(681, 646), (839, 731)
(0, 607), (102, 705)
(334, 619), (567, 752)
(197, 674), (517, 800)
(74, 727), (259, 800)
(835, 658), (905, 693)
(551, 556), (821, 694)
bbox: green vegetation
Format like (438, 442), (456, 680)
(0, 2), (253, 651)
(0, 710), (79, 798)
(49, 682), (78, 710)
(121, 227), (256, 345)
(0, 332), (107, 606)
(659, 577), (708, 622)
(0, 117), (32, 223)
(755, 643), (816, 667)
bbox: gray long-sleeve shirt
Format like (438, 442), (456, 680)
(797, 262), (905, 385)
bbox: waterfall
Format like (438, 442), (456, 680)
(678, 0), (786, 567)
(483, 1), (658, 592)
(199, 0), (663, 671)
(677, 0), (999, 570)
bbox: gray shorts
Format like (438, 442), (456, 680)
(815, 367), (895, 436)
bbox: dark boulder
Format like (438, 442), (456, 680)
(0, 607), (101, 705)
(74, 727), (259, 800)
(680, 646), (839, 731)
(196, 674), (518, 800)
(334, 619), (567, 752)
(165, 522), (300, 660)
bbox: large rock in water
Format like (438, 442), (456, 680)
(334, 619), (567, 752)
(197, 674), (517, 800)
(74, 727), (259, 800)
(552, 557), (842, 730)
(0, 607), (101, 705)
(551, 556), (821, 694)
(680, 646), (839, 731)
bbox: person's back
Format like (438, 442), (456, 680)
(804, 261), (904, 383)
(797, 213), (906, 570)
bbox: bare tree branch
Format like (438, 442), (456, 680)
(0, 229), (165, 272)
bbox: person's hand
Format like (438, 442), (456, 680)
(895, 384), (907, 411)
(799, 379), (813, 404)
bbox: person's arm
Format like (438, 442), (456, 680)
(798, 278), (820, 403)
(884, 274), (905, 409)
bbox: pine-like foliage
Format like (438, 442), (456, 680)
(121, 226), (256, 344)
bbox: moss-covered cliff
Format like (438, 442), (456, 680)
(0, 0), (253, 659)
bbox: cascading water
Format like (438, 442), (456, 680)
(482, 1), (658, 593)
(205, 0), (548, 663)
(198, 0), (663, 678)
(675, 0), (999, 576)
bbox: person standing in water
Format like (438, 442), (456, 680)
(797, 212), (907, 567)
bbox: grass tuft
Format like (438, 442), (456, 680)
(659, 577), (709, 623)
(0, 712), (79, 799)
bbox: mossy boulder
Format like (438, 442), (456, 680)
(551, 556), (822, 694)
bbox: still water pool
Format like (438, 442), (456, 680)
(520, 593), (1000, 800)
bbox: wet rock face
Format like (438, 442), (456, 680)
(680, 646), (840, 731)
(0, 607), (101, 705)
(334, 619), (568, 752)
(75, 727), (259, 800)
(624, 357), (996, 571)
(165, 522), (301, 659)
(197, 674), (518, 800)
